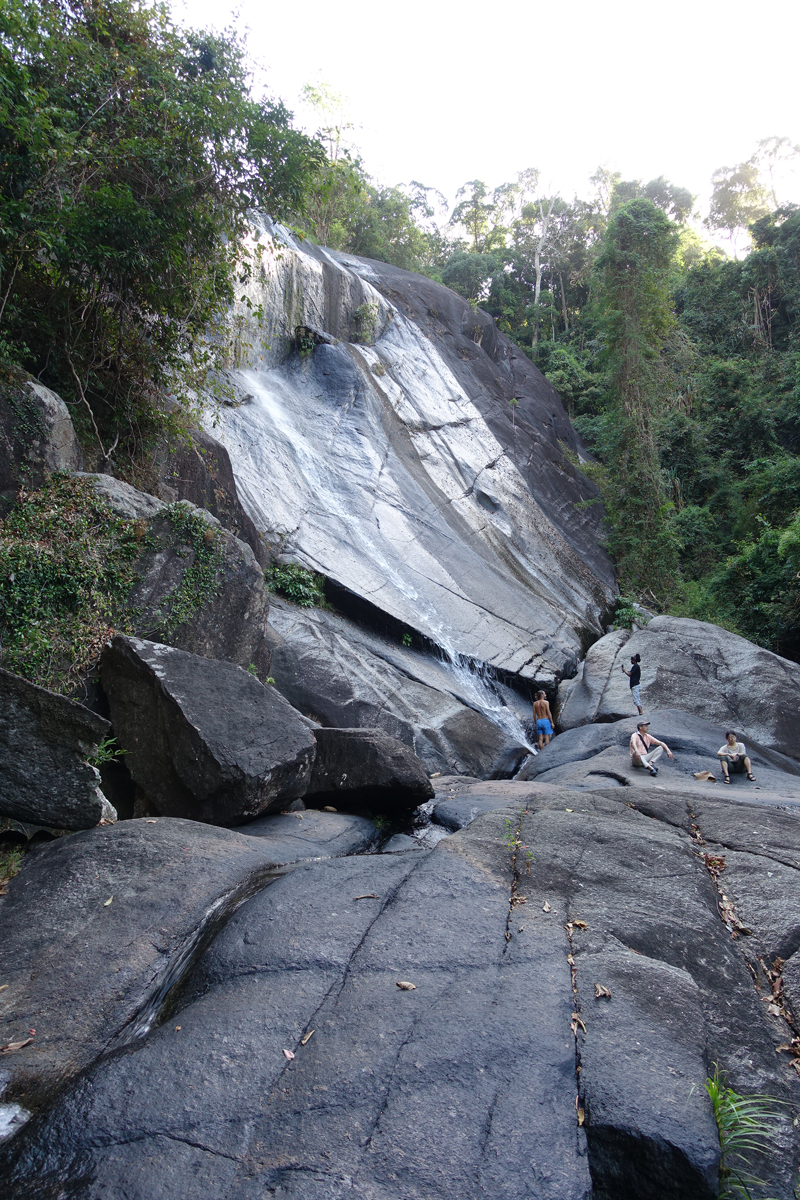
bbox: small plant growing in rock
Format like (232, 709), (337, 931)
(267, 562), (326, 607)
(88, 736), (126, 767)
(402, 632), (412, 647)
(705, 1066), (784, 1199)
(612, 595), (647, 631)
(353, 301), (379, 345)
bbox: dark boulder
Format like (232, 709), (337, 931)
(0, 818), (285, 1114)
(0, 366), (81, 516)
(83, 474), (272, 679)
(238, 808), (376, 861)
(0, 667), (115, 829)
(101, 636), (315, 824)
(306, 726), (434, 813)
(559, 616), (800, 761)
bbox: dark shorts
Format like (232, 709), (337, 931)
(536, 718), (553, 736)
(723, 755), (746, 774)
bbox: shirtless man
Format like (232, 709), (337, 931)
(533, 691), (554, 750)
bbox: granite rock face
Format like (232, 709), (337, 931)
(0, 367), (82, 515)
(205, 220), (614, 690)
(0, 667), (115, 829)
(3, 789), (800, 1198)
(559, 617), (800, 760)
(265, 596), (530, 776)
(237, 808), (377, 861)
(100, 636), (315, 824)
(306, 726), (434, 813)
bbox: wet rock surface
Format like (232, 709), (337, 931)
(101, 636), (315, 824)
(0, 667), (114, 829)
(265, 597), (529, 777)
(0, 367), (82, 515)
(559, 617), (800, 760)
(306, 726), (434, 813)
(3, 788), (800, 1198)
(207, 223), (614, 685)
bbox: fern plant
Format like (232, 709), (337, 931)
(705, 1067), (783, 1200)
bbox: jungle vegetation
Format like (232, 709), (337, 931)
(2, 2), (799, 659)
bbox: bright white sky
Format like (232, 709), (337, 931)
(173, 0), (800, 218)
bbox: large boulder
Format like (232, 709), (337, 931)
(0, 818), (287, 1114)
(305, 726), (434, 813)
(265, 596), (529, 777)
(0, 667), (115, 829)
(100, 636), (315, 824)
(238, 808), (377, 860)
(83, 474), (272, 679)
(0, 366), (81, 516)
(517, 708), (800, 802)
(559, 616), (800, 760)
(5, 788), (800, 1197)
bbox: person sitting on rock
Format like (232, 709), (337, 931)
(717, 731), (756, 783)
(621, 653), (643, 716)
(629, 720), (673, 777)
(532, 691), (554, 750)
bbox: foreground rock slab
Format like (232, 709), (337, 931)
(5, 786), (800, 1197)
(559, 616), (800, 761)
(306, 726), (434, 813)
(0, 667), (115, 829)
(0, 818), (285, 1115)
(101, 636), (315, 824)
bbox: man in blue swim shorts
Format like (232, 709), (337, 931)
(533, 691), (554, 750)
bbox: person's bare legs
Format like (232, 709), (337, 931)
(720, 759), (731, 781)
(744, 755), (755, 780)
(543, 734), (550, 747)
(538, 732), (544, 750)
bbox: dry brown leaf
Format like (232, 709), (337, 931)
(567, 954), (575, 966)
(282, 1048), (295, 1060)
(577, 1107), (585, 1126)
(322, 806), (337, 813)
(767, 1002), (782, 1016)
(594, 984), (612, 1000)
(300, 1030), (315, 1046)
(518, 926), (525, 933)
(571, 1013), (587, 1033)
(353, 894), (380, 900)
(103, 896), (113, 907)
(145, 819), (157, 824)
(1, 1037), (32, 1054)
(565, 808), (574, 813)
(510, 896), (527, 906)
(572, 920), (588, 930)
(174, 1026), (181, 1031)
(542, 901), (552, 913)
(0, 984), (8, 992)
(396, 981), (417, 991)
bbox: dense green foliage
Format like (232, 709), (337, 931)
(0, 0), (322, 465)
(267, 562), (326, 607)
(0, 476), (224, 691)
(0, 474), (145, 688)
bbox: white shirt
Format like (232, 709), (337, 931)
(718, 741), (746, 757)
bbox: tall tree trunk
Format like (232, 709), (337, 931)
(559, 272), (569, 332)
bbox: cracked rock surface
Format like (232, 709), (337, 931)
(3, 787), (799, 1198)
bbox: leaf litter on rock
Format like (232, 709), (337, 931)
(1, 1037), (33, 1053)
(396, 981), (416, 991)
(594, 984), (612, 1000)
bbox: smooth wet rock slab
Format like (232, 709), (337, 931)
(237, 808), (377, 861)
(0, 667), (115, 829)
(266, 597), (529, 777)
(0, 818), (285, 1112)
(306, 726), (434, 813)
(101, 636), (315, 824)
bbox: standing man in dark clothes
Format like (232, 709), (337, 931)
(622, 653), (643, 715)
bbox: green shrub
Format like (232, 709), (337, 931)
(267, 562), (325, 607)
(0, 474), (146, 690)
(705, 1066), (784, 1200)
